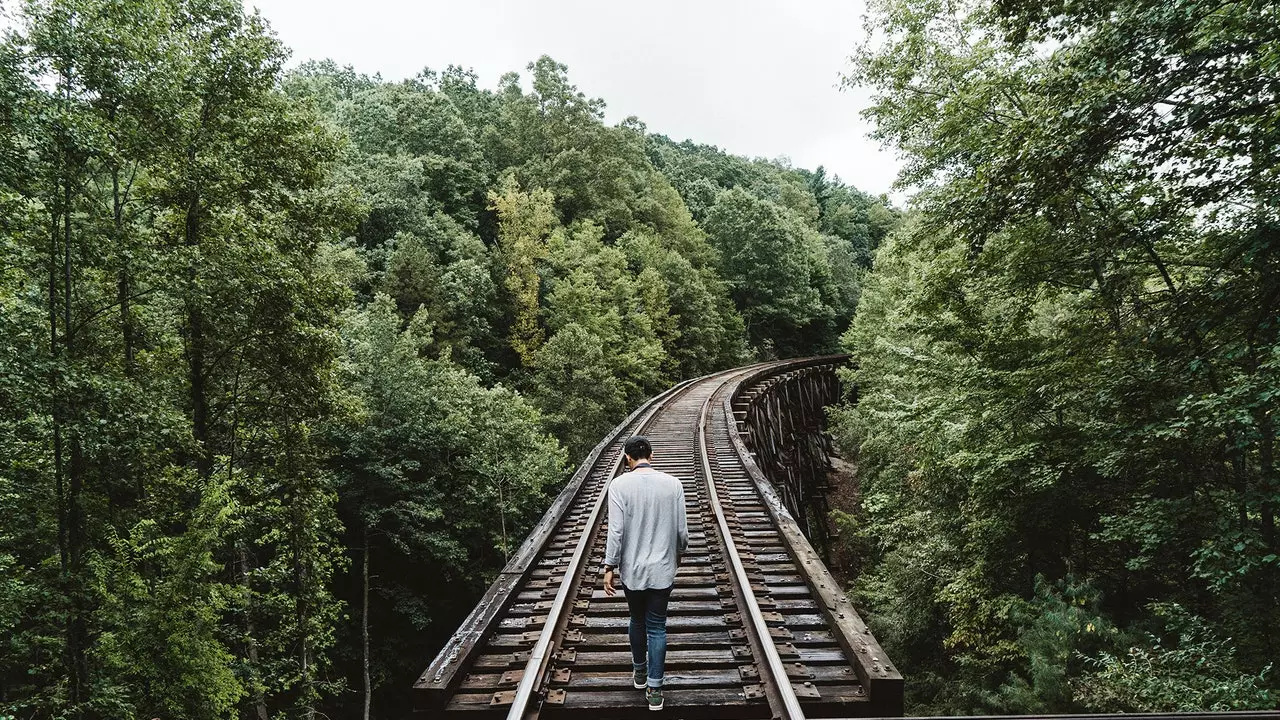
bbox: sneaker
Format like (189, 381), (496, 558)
(645, 686), (663, 711)
(632, 666), (646, 689)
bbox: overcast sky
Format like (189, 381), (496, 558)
(247, 0), (906, 199)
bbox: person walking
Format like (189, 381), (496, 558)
(602, 435), (688, 711)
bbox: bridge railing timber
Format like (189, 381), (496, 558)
(415, 358), (901, 718)
(734, 356), (844, 554)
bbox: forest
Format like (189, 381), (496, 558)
(2, 0), (1277, 717)
(0, 0), (895, 716)
(829, 0), (1279, 713)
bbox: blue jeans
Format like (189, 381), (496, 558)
(623, 585), (672, 688)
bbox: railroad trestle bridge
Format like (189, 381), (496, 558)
(416, 357), (901, 719)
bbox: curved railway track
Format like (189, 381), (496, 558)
(417, 358), (900, 719)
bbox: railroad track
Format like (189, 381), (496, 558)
(416, 358), (901, 719)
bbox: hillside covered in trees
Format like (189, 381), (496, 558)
(831, 0), (1279, 713)
(0, 1), (896, 717)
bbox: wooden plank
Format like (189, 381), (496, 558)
(460, 668), (747, 690)
(566, 648), (739, 667)
(576, 614), (761, 630)
(558, 686), (768, 710)
(487, 629), (736, 649)
(468, 664), (862, 691)
(576, 599), (727, 614)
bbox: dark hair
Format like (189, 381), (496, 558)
(624, 435), (652, 461)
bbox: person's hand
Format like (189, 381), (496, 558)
(603, 568), (616, 596)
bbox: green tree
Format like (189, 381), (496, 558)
(835, 0), (1280, 711)
(2, 0), (359, 716)
(618, 229), (747, 376)
(532, 322), (627, 460)
(338, 82), (486, 225)
(703, 187), (834, 355)
(378, 214), (499, 375)
(331, 295), (563, 718)
(531, 222), (669, 458)
(1077, 604), (1275, 712)
(488, 174), (558, 366)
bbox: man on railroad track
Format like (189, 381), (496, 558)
(602, 435), (689, 712)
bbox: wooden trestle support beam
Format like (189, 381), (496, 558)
(732, 358), (846, 562)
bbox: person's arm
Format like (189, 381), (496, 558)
(676, 483), (689, 555)
(603, 483), (624, 596)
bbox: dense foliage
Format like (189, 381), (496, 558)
(833, 0), (1279, 712)
(0, 1), (893, 717)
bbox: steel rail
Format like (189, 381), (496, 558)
(697, 369), (809, 720)
(503, 368), (732, 720)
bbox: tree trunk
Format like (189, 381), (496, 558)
(183, 138), (212, 480)
(498, 479), (508, 560)
(301, 615), (314, 720)
(363, 529), (372, 720)
(300, 555), (316, 720)
(292, 438), (316, 720)
(185, 211), (211, 479)
(238, 544), (271, 720)
(60, 153), (90, 706)
(114, 167), (134, 375)
(48, 200), (72, 704)
(1260, 412), (1276, 552)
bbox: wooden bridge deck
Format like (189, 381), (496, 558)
(415, 358), (902, 719)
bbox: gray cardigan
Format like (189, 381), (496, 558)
(603, 466), (689, 591)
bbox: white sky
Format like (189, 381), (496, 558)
(248, 0), (906, 199)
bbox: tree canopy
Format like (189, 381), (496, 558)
(833, 0), (1279, 712)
